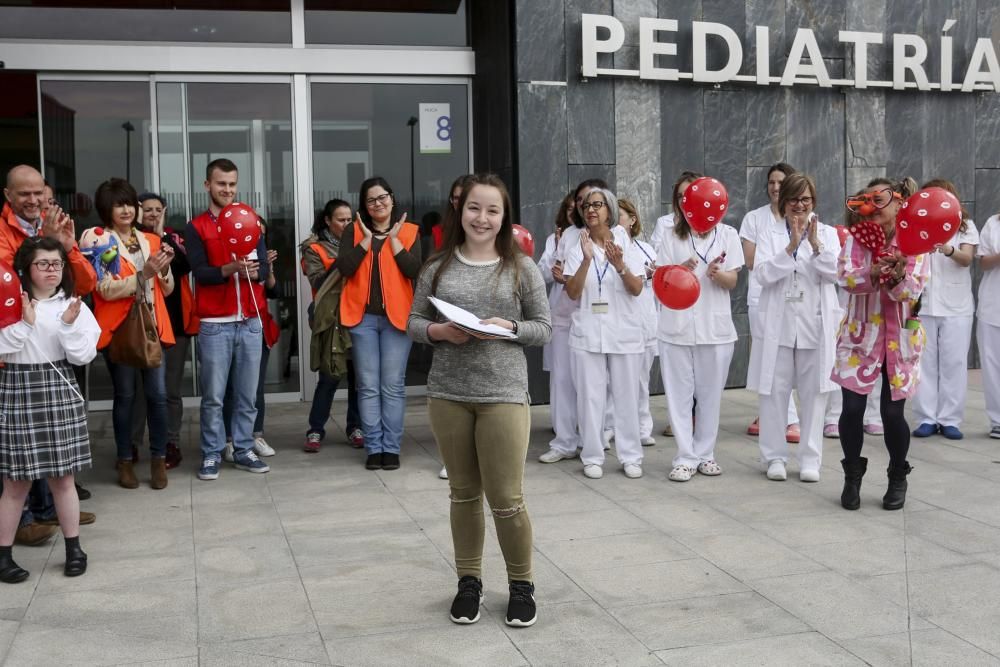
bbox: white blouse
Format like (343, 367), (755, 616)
(0, 291), (101, 366)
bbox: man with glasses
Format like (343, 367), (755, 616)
(1, 165), (97, 546)
(185, 158), (271, 481)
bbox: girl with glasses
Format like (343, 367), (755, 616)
(0, 236), (100, 583)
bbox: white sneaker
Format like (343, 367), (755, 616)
(602, 430), (613, 451)
(538, 449), (575, 464)
(668, 465), (694, 482)
(439, 466), (448, 480)
(253, 435), (276, 457)
(799, 468), (820, 483)
(766, 460), (787, 481)
(640, 436), (656, 447)
(583, 464), (603, 479)
(623, 463), (642, 479)
(222, 440), (234, 463)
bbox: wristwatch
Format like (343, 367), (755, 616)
(510, 320), (519, 335)
(617, 266), (627, 276)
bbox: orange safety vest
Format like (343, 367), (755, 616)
(92, 232), (176, 350)
(339, 221), (419, 331)
(179, 276), (200, 335)
(0, 203), (97, 296)
(301, 242), (336, 297)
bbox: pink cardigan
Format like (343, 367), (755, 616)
(831, 234), (929, 401)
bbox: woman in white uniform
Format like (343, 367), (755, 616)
(538, 180), (608, 464)
(977, 210), (1000, 440)
(620, 198), (659, 447)
(748, 174), (840, 482)
(563, 189), (646, 479)
(656, 201), (744, 482)
(911, 179), (979, 440)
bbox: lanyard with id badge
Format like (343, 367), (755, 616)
(785, 222), (807, 302)
(592, 253), (611, 314)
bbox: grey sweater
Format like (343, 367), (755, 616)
(408, 252), (552, 404)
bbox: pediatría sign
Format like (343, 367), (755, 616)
(582, 14), (1000, 93)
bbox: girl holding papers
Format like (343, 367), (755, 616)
(408, 173), (551, 629)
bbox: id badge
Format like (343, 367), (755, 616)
(785, 275), (804, 302)
(591, 301), (610, 314)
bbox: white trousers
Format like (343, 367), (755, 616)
(979, 321), (1000, 428)
(758, 346), (830, 471)
(638, 346), (657, 439)
(750, 304), (799, 425)
(912, 314), (973, 427)
(573, 349), (644, 467)
(548, 326), (581, 455)
(825, 375), (882, 425)
(659, 341), (734, 468)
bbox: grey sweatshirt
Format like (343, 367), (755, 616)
(408, 252), (552, 404)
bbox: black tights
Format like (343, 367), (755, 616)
(839, 366), (910, 465)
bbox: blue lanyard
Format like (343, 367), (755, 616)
(785, 222), (807, 259)
(634, 240), (655, 264)
(593, 254), (611, 299)
(690, 229), (718, 264)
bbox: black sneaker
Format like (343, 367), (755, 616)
(505, 580), (536, 627)
(365, 454), (382, 470)
(449, 576), (483, 624)
(381, 453), (400, 470)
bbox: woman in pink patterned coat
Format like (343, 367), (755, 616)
(833, 177), (929, 512)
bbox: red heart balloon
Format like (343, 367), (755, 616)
(218, 202), (261, 258)
(0, 260), (23, 329)
(512, 223), (535, 257)
(680, 177), (729, 234)
(896, 187), (962, 256)
(652, 265), (701, 310)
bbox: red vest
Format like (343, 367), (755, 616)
(190, 211), (266, 320)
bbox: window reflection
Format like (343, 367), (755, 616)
(304, 0), (466, 46)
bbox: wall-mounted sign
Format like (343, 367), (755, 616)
(582, 14), (1000, 93)
(419, 103), (452, 154)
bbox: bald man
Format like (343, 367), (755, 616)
(1, 165), (96, 294)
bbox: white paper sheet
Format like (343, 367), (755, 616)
(428, 296), (518, 339)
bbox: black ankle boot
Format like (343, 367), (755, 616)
(64, 543), (88, 577)
(840, 457), (868, 510)
(0, 550), (30, 584)
(883, 461), (913, 511)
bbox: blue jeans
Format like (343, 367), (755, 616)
(104, 351), (168, 460)
(308, 361), (361, 439)
(224, 340), (269, 438)
(349, 314), (411, 455)
(198, 319), (263, 461)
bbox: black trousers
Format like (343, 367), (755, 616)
(839, 365), (910, 466)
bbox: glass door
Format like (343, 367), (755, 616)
(156, 79), (299, 397)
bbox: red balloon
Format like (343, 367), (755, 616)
(896, 187), (962, 256)
(680, 177), (729, 234)
(835, 224), (850, 248)
(217, 202), (261, 257)
(512, 223), (535, 256)
(652, 265), (701, 310)
(0, 260), (22, 329)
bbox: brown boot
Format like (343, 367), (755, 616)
(116, 460), (139, 489)
(14, 523), (58, 546)
(150, 457), (168, 490)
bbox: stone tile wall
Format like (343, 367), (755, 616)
(514, 0), (1000, 399)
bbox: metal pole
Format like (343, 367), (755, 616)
(407, 116), (418, 216)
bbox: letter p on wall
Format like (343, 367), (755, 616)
(582, 14), (625, 77)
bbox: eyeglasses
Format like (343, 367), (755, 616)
(581, 201), (605, 212)
(365, 193), (392, 207)
(788, 196), (814, 206)
(871, 187), (901, 207)
(32, 260), (65, 272)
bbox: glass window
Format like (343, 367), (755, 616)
(310, 80), (470, 385)
(0, 72), (41, 172)
(0, 3), (290, 43)
(304, 0), (467, 47)
(39, 79), (153, 401)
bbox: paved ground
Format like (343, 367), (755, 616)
(1, 372), (999, 666)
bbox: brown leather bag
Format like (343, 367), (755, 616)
(109, 280), (162, 369)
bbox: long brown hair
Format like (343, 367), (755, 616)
(618, 198), (641, 238)
(920, 178), (970, 233)
(424, 173), (522, 296)
(671, 170), (703, 240)
(554, 191), (574, 233)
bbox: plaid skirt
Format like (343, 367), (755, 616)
(0, 360), (91, 480)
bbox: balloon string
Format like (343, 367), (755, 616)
(24, 336), (87, 404)
(243, 263), (269, 349)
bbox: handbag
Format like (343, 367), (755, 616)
(109, 276), (162, 369)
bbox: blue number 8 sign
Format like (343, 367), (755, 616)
(436, 115), (452, 141)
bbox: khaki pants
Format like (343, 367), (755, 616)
(428, 398), (533, 582)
